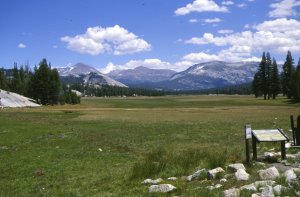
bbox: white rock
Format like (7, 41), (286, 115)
(220, 178), (227, 182)
(261, 185), (274, 197)
(286, 154), (296, 159)
(207, 183), (222, 190)
(208, 167), (225, 179)
(240, 183), (257, 191)
(235, 169), (250, 181)
(252, 193), (261, 197)
(284, 169), (297, 182)
(228, 163), (246, 172)
(223, 188), (240, 197)
(142, 178), (163, 184)
(167, 177), (177, 181)
(258, 167), (279, 180)
(272, 185), (287, 195)
(254, 180), (275, 187)
(149, 184), (176, 193)
(186, 168), (207, 181)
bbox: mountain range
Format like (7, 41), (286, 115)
(57, 63), (127, 87)
(57, 61), (259, 90)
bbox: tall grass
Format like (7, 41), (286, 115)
(130, 146), (242, 180)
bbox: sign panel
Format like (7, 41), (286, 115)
(245, 124), (252, 139)
(252, 129), (287, 142)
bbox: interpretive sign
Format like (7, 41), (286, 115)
(251, 128), (289, 160)
(252, 129), (288, 142)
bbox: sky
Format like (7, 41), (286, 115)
(1, 0), (300, 73)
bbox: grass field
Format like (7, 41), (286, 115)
(0, 95), (299, 196)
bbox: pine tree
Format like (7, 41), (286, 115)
(257, 52), (267, 99)
(266, 52), (272, 99)
(28, 58), (61, 105)
(281, 51), (295, 98)
(291, 58), (300, 102)
(270, 58), (280, 99)
(11, 63), (22, 94)
(0, 68), (7, 90)
(252, 73), (261, 97)
(48, 68), (60, 105)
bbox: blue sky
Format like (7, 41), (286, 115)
(1, 0), (300, 72)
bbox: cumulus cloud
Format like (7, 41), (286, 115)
(175, 0), (228, 16)
(185, 18), (300, 61)
(18, 43), (26, 48)
(218, 29), (234, 34)
(269, 0), (300, 18)
(222, 1), (234, 5)
(204, 18), (222, 23)
(61, 25), (151, 56)
(237, 3), (247, 8)
(189, 19), (199, 23)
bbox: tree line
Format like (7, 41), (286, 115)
(0, 58), (80, 105)
(252, 51), (300, 102)
(67, 83), (165, 97)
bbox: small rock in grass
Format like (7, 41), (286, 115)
(228, 163), (246, 172)
(251, 193), (261, 197)
(223, 188), (240, 197)
(167, 177), (177, 181)
(149, 184), (176, 193)
(240, 183), (257, 192)
(142, 178), (163, 184)
(284, 169), (297, 182)
(258, 166), (279, 180)
(220, 178), (227, 182)
(254, 180), (275, 188)
(260, 185), (274, 197)
(208, 167), (225, 179)
(235, 169), (250, 181)
(186, 168), (207, 181)
(207, 184), (222, 190)
(273, 185), (288, 195)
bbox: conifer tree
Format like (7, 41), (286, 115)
(266, 52), (272, 99)
(28, 58), (61, 105)
(270, 58), (280, 99)
(252, 73), (261, 97)
(11, 63), (22, 94)
(292, 58), (300, 102)
(257, 52), (267, 99)
(281, 51), (295, 98)
(0, 68), (7, 90)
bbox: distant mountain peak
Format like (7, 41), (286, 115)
(57, 63), (127, 87)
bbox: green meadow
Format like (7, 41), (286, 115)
(0, 95), (299, 196)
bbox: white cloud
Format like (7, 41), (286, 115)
(269, 0), (300, 18)
(61, 25), (151, 56)
(204, 18), (222, 23)
(189, 19), (199, 23)
(222, 1), (234, 5)
(237, 3), (247, 8)
(242, 56), (261, 62)
(185, 18), (300, 61)
(53, 45), (58, 49)
(218, 29), (234, 34)
(175, 0), (228, 16)
(182, 52), (220, 62)
(18, 43), (26, 48)
(244, 24), (251, 29)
